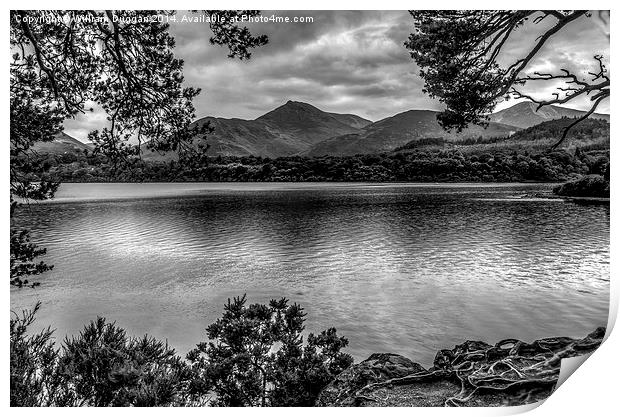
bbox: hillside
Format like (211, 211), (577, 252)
(489, 101), (610, 128)
(256, 101), (371, 143)
(143, 101), (372, 160)
(395, 117), (610, 154)
(505, 117), (609, 142)
(327, 112), (372, 130)
(30, 131), (92, 155)
(128, 101), (612, 160)
(305, 110), (518, 157)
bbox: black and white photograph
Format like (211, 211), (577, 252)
(8, 7), (612, 408)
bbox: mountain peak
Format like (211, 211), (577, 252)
(174, 100), (371, 159)
(257, 101), (333, 123)
(490, 101), (609, 128)
(281, 100), (316, 109)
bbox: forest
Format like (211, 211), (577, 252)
(19, 144), (608, 184)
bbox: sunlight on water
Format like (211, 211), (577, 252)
(10, 183), (609, 365)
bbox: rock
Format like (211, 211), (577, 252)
(315, 353), (426, 406)
(316, 328), (606, 407)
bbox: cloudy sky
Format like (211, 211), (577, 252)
(65, 10), (610, 141)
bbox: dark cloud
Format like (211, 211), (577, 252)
(168, 10), (429, 122)
(64, 10), (609, 140)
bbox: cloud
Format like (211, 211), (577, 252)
(495, 13), (610, 113)
(64, 10), (610, 141)
(167, 10), (432, 122)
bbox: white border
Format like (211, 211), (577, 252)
(3, 1), (617, 415)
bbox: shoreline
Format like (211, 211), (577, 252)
(52, 179), (567, 185)
(17, 182), (610, 205)
(15, 182), (562, 205)
(318, 327), (606, 407)
(528, 190), (610, 204)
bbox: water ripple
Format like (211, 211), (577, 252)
(11, 182), (609, 365)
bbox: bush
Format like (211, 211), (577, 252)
(60, 318), (191, 406)
(553, 174), (610, 198)
(11, 306), (192, 407)
(10, 303), (63, 406)
(11, 295), (353, 407)
(186, 295), (353, 406)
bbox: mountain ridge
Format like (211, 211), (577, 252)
(489, 101), (609, 129)
(304, 109), (519, 157)
(143, 100), (372, 160)
(30, 131), (93, 155)
(304, 102), (610, 157)
(51, 100), (608, 159)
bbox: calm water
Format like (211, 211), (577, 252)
(10, 183), (609, 366)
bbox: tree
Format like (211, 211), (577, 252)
(186, 295), (353, 406)
(405, 10), (610, 148)
(10, 10), (267, 287)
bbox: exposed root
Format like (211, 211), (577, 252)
(320, 327), (606, 407)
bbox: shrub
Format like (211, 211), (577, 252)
(553, 174), (610, 198)
(186, 295), (353, 406)
(10, 303), (64, 406)
(60, 318), (191, 406)
(11, 295), (353, 407)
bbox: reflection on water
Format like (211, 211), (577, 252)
(10, 183), (609, 365)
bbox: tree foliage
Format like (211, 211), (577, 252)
(11, 303), (193, 406)
(11, 296), (353, 407)
(59, 318), (192, 406)
(405, 10), (610, 148)
(553, 174), (609, 198)
(186, 295), (353, 406)
(10, 10), (267, 287)
(10, 303), (61, 406)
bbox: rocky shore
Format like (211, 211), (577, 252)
(317, 327), (605, 407)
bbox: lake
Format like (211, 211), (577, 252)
(10, 182), (609, 366)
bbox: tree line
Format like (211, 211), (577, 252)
(19, 146), (609, 184)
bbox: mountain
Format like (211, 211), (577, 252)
(489, 102), (610, 129)
(30, 131), (92, 155)
(394, 117), (610, 154)
(142, 100), (609, 160)
(305, 110), (519, 157)
(506, 117), (609, 142)
(327, 112), (372, 130)
(143, 101), (372, 160)
(255, 101), (372, 143)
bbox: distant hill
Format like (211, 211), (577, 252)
(395, 117), (610, 154)
(140, 100), (610, 159)
(505, 116), (609, 142)
(143, 101), (372, 160)
(30, 131), (92, 155)
(489, 102), (610, 129)
(304, 110), (518, 157)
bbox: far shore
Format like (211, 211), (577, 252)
(58, 180), (565, 184)
(16, 182), (609, 205)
